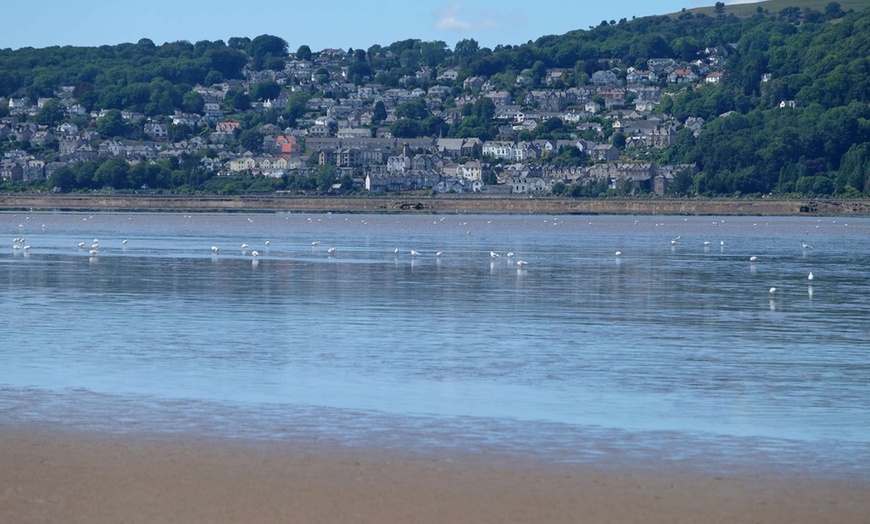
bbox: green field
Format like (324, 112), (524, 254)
(680, 0), (869, 18)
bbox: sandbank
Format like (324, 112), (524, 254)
(1, 426), (868, 524)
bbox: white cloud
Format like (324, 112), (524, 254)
(433, 3), (526, 32)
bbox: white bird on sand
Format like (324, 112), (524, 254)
(749, 256), (758, 262)
(808, 272), (814, 282)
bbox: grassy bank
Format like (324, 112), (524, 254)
(1, 194), (870, 216)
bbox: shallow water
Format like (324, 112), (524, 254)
(2, 212), (869, 476)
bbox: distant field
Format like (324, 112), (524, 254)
(681, 0), (868, 18)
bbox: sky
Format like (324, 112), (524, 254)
(2, 0), (760, 52)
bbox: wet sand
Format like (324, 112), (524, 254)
(2, 428), (868, 524)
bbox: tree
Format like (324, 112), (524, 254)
(250, 80), (281, 101)
(395, 99), (428, 120)
(296, 45), (312, 61)
(35, 99), (66, 127)
(182, 91), (205, 113)
(96, 109), (126, 138)
(93, 158), (130, 189)
(50, 166), (77, 192)
(222, 88), (250, 113)
(249, 34), (288, 71)
(316, 165), (337, 192)
(238, 128), (263, 153)
(372, 101), (387, 124)
(454, 38), (480, 64)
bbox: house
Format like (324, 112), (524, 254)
(456, 160), (483, 181)
(591, 70), (618, 85)
(171, 112), (201, 126)
(705, 71), (724, 84)
(667, 69), (698, 84)
(0, 161), (23, 181)
(144, 122), (168, 139)
(275, 135), (301, 157)
(463, 76), (485, 91)
(482, 141), (528, 161)
(626, 69), (658, 84)
(56, 122), (79, 135)
(437, 69), (459, 81)
(216, 121), (240, 134)
(591, 143), (620, 162)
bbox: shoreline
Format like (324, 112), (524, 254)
(2, 425), (869, 524)
(2, 193), (870, 216)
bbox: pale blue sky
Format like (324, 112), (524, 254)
(3, 1), (757, 52)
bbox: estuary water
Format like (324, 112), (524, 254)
(2, 211), (869, 476)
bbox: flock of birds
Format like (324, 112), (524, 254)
(8, 215), (833, 299)
(203, 240), (531, 267)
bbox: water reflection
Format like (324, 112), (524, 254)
(1, 212), (870, 470)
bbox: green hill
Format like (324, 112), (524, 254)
(683, 0), (869, 18)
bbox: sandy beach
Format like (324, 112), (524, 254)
(1, 427), (868, 524)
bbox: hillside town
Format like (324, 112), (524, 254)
(0, 45), (732, 196)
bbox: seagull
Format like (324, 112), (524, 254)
(802, 242), (813, 250)
(615, 251), (622, 257)
(720, 240), (725, 246)
(769, 287), (777, 295)
(241, 243), (249, 249)
(410, 250), (421, 256)
(394, 248), (399, 254)
(490, 251), (500, 258)
(311, 241), (320, 246)
(435, 252), (443, 257)
(77, 242), (86, 249)
(265, 240), (270, 246)
(506, 252), (515, 257)
(749, 256), (758, 262)
(808, 272), (814, 282)
(122, 239), (128, 245)
(327, 247), (336, 254)
(211, 246), (220, 254)
(251, 250), (259, 257)
(516, 260), (528, 266)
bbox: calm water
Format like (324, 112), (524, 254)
(2, 211), (869, 476)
